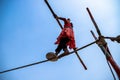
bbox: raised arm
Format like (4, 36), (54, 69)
(58, 17), (66, 21)
(54, 15), (66, 22)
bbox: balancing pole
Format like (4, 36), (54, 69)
(44, 0), (87, 70)
(44, 0), (63, 29)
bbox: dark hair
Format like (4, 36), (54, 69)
(67, 18), (70, 21)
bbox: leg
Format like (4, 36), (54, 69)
(61, 37), (69, 54)
(55, 43), (63, 55)
(57, 38), (70, 58)
(55, 37), (69, 56)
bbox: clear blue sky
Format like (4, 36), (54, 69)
(0, 0), (120, 80)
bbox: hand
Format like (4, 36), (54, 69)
(54, 41), (58, 44)
(54, 14), (58, 19)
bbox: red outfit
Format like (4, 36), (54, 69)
(55, 18), (76, 49)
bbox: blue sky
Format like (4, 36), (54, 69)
(0, 0), (120, 80)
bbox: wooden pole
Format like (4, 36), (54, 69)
(87, 7), (120, 79)
(44, 0), (63, 29)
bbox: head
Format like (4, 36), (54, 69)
(67, 18), (71, 22)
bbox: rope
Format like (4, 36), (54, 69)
(0, 40), (96, 74)
(0, 59), (49, 74)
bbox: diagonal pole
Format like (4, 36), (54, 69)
(86, 7), (120, 79)
(44, 0), (63, 29)
(44, 0), (87, 70)
(73, 48), (87, 70)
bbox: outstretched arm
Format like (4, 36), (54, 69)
(58, 17), (66, 21)
(55, 16), (66, 21)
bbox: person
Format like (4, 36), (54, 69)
(109, 35), (120, 43)
(54, 16), (76, 58)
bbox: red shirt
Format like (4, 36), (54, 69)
(55, 18), (76, 49)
